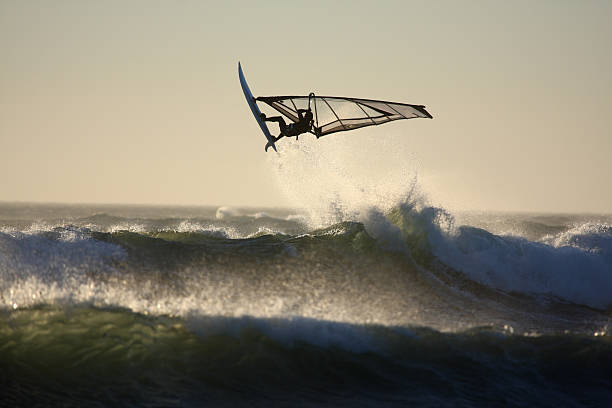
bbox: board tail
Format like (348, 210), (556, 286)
(265, 141), (278, 152)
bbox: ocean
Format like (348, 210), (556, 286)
(1, 199), (611, 407)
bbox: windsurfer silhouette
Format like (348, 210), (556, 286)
(260, 93), (316, 142)
(260, 109), (313, 141)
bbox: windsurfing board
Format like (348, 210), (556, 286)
(238, 62), (277, 152)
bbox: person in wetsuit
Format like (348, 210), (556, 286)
(261, 108), (314, 142)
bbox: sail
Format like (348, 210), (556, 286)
(256, 95), (432, 137)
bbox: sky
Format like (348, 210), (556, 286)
(1, 0), (611, 213)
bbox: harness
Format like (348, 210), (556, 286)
(284, 93), (316, 138)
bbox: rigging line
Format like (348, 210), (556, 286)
(321, 97), (347, 130)
(355, 102), (377, 126)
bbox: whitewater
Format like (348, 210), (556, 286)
(1, 140), (611, 407)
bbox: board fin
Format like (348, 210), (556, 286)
(265, 141), (277, 152)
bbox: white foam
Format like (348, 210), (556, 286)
(286, 214), (308, 223)
(215, 206), (240, 220)
(542, 222), (612, 253)
(246, 226), (282, 238)
(268, 137), (423, 251)
(423, 215), (612, 309)
(0, 230), (127, 312)
(267, 138), (612, 309)
(107, 223), (147, 233)
(174, 220), (241, 239)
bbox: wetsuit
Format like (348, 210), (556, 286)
(263, 109), (313, 140)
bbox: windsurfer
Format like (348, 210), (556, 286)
(261, 108), (313, 141)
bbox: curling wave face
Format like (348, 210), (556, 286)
(387, 203), (612, 309)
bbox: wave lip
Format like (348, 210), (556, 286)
(543, 222), (612, 254)
(390, 204), (612, 309)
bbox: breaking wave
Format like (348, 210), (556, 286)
(268, 140), (612, 311)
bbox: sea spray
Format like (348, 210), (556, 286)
(383, 202), (612, 309)
(268, 140), (612, 309)
(268, 136), (425, 253)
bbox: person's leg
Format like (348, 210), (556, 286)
(262, 115), (287, 136)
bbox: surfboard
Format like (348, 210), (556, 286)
(238, 62), (277, 152)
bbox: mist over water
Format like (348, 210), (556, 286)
(270, 137), (612, 311)
(267, 136), (425, 254)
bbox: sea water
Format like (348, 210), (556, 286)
(1, 200), (611, 407)
(2, 141), (612, 406)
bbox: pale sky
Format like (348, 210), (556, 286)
(1, 0), (611, 212)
